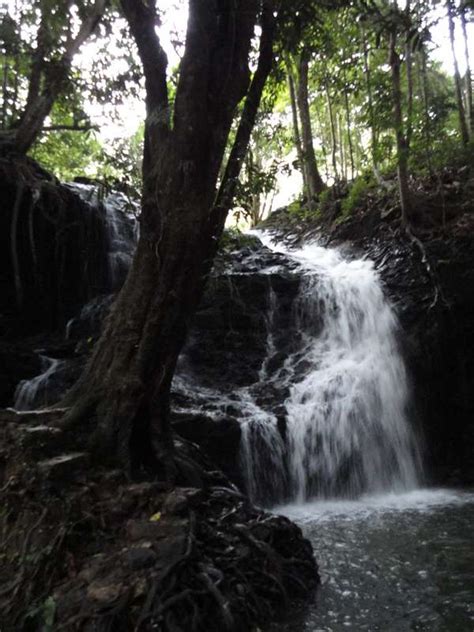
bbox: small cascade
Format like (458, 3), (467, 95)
(65, 183), (139, 291)
(103, 190), (139, 289)
(14, 355), (64, 411)
(173, 271), (290, 506)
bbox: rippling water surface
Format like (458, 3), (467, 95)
(272, 489), (474, 632)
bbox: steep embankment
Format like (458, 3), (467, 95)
(261, 167), (474, 486)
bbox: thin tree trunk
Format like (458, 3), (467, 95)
(286, 58), (308, 198)
(325, 82), (338, 181)
(460, 3), (473, 133)
(389, 29), (411, 224)
(315, 107), (330, 180)
(419, 48), (434, 174)
(342, 71), (355, 180)
(1, 55), (8, 129)
(405, 41), (414, 148)
(338, 113), (346, 180)
(296, 50), (325, 202)
(360, 24), (382, 181)
(405, 0), (414, 149)
(447, 0), (470, 145)
(12, 47), (20, 121)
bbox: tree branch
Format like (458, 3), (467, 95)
(40, 124), (98, 132)
(120, 0), (169, 140)
(65, 0), (108, 60)
(212, 0), (277, 230)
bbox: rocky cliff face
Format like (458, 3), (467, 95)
(372, 233), (474, 486)
(2, 164), (473, 488)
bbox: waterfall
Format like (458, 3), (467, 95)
(103, 190), (139, 289)
(65, 182), (139, 290)
(244, 234), (423, 503)
(173, 232), (422, 505)
(14, 355), (64, 411)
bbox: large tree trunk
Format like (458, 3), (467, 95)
(63, 0), (276, 475)
(296, 51), (325, 201)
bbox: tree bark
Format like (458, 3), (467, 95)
(460, 3), (473, 134)
(405, 0), (414, 150)
(389, 29), (411, 224)
(446, 0), (470, 145)
(419, 47), (434, 174)
(296, 51), (325, 201)
(325, 82), (339, 181)
(360, 24), (382, 182)
(286, 58), (308, 198)
(63, 0), (276, 475)
(342, 72), (355, 180)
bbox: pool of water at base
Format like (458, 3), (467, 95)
(270, 489), (474, 632)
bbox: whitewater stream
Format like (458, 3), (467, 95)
(252, 234), (474, 631)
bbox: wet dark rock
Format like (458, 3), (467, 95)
(183, 245), (301, 390)
(0, 341), (42, 407)
(122, 547), (158, 570)
(0, 158), (110, 336)
(163, 487), (205, 515)
(169, 242), (303, 490)
(172, 412), (243, 487)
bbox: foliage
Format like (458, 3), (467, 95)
(218, 227), (261, 253)
(340, 173), (376, 218)
(96, 123), (144, 196)
(2, 0), (472, 221)
(29, 93), (103, 180)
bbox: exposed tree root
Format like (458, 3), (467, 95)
(403, 224), (449, 311)
(0, 410), (319, 631)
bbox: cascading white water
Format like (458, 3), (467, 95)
(172, 231), (422, 505)
(65, 182), (139, 290)
(103, 191), (139, 289)
(257, 234), (423, 501)
(14, 355), (63, 411)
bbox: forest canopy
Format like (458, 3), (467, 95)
(1, 0), (472, 218)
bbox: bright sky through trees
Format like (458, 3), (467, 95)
(2, 0), (472, 144)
